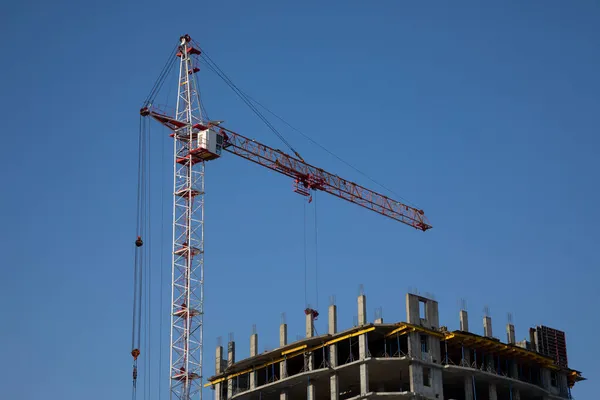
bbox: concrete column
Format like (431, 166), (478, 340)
(460, 310), (469, 332)
(374, 317), (383, 324)
(280, 323), (287, 346)
(279, 322), (287, 378)
(357, 294), (369, 394)
(559, 373), (569, 397)
(249, 331), (258, 389)
(215, 345), (224, 400)
(358, 294), (367, 326)
(464, 376), (474, 400)
(359, 343), (369, 394)
(305, 311), (314, 376)
(328, 304), (339, 400)
(406, 323), (423, 393)
(405, 294), (444, 399)
(510, 361), (518, 379)
(541, 368), (553, 391)
(330, 374), (339, 400)
(307, 382), (315, 400)
(329, 305), (337, 335)
(306, 311), (314, 338)
(489, 383), (497, 400)
(486, 353), (494, 373)
(529, 328), (537, 351)
(227, 339), (235, 398)
(483, 316), (493, 338)
(227, 339), (235, 366)
(279, 320), (288, 399)
(513, 389), (521, 400)
(307, 309), (316, 400)
(507, 323), (516, 344)
(408, 361), (422, 393)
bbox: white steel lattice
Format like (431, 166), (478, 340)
(169, 36), (205, 400)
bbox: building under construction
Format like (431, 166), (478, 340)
(205, 292), (584, 400)
(132, 35), (586, 400)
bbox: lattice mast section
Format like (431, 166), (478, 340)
(170, 34), (205, 400)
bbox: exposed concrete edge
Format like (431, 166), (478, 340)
(210, 322), (419, 382)
(346, 392), (424, 400)
(443, 365), (568, 400)
(369, 356), (445, 371)
(230, 367), (330, 398)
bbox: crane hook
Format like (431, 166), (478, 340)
(135, 236), (143, 247)
(131, 348), (141, 360)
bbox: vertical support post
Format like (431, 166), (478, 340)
(497, 354), (500, 374)
(489, 383), (498, 400)
(357, 292), (369, 395)
(511, 381), (521, 400)
(305, 311), (315, 397)
(307, 377), (315, 400)
(329, 302), (339, 400)
(405, 293), (443, 398)
(507, 323), (516, 344)
(250, 327), (258, 390)
(215, 344), (224, 400)
(227, 337), (235, 398)
(279, 318), (288, 378)
(444, 340), (448, 364)
(510, 360), (518, 379)
(464, 375), (474, 400)
(358, 292), (367, 326)
(306, 311), (314, 338)
(460, 309), (469, 332)
(463, 342), (473, 400)
(483, 316), (493, 338)
(280, 315), (288, 400)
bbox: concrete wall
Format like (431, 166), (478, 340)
(406, 293), (444, 400)
(406, 293), (440, 330)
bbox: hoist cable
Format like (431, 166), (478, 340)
(197, 44), (419, 208)
(314, 193), (319, 310)
(200, 57), (298, 157)
(195, 46), (304, 161)
(240, 92), (420, 208)
(303, 201), (308, 307)
(146, 121), (153, 400)
(144, 45), (178, 107)
(158, 121), (165, 400)
(132, 114), (148, 400)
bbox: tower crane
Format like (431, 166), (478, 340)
(133, 34), (431, 400)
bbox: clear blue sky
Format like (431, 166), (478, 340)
(1, 1), (598, 399)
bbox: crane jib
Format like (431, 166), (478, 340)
(142, 107), (431, 232)
(220, 127), (431, 232)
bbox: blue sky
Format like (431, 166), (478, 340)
(1, 1), (598, 399)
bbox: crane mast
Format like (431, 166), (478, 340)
(169, 34), (204, 400)
(138, 33), (431, 400)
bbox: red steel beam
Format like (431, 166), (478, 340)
(142, 108), (431, 231)
(219, 127), (431, 232)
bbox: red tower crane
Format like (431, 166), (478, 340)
(133, 34), (431, 400)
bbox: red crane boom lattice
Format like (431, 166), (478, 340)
(141, 108), (431, 232)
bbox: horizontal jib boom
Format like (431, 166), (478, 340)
(220, 127), (431, 231)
